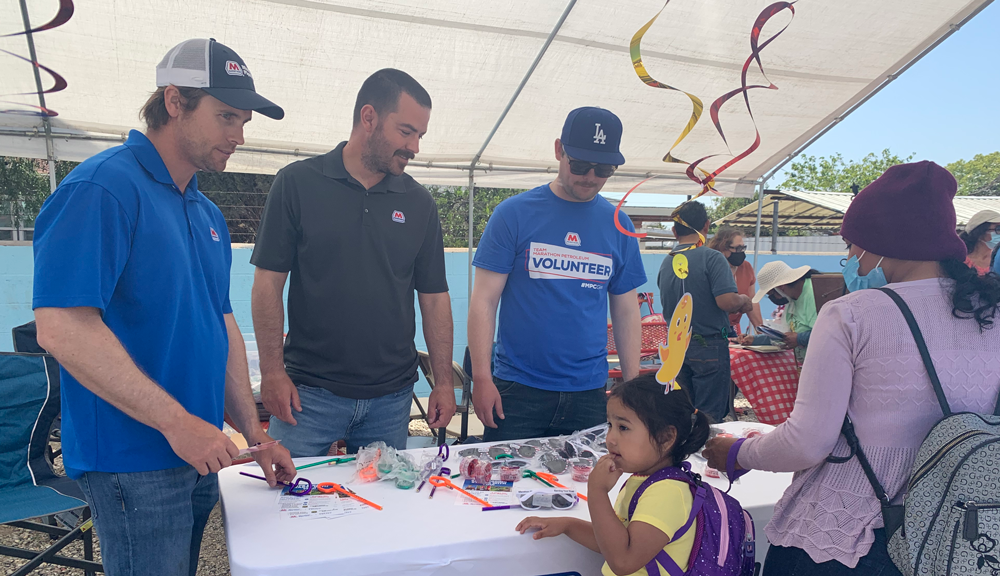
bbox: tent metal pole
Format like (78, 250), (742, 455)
(467, 170), (475, 307)
(18, 0), (57, 194)
(752, 181), (767, 269)
(771, 199), (779, 254)
(463, 0), (576, 311)
(467, 0), (577, 172)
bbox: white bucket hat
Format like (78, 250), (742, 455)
(752, 261), (811, 303)
(964, 210), (1000, 233)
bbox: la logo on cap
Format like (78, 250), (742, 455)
(210, 227), (220, 242)
(564, 232), (581, 246)
(392, 210), (405, 224)
(593, 123), (606, 145)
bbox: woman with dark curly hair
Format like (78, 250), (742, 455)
(959, 209), (1000, 274)
(704, 161), (1000, 575)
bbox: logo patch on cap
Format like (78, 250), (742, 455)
(225, 61), (244, 76)
(392, 210), (405, 224)
(593, 123), (606, 145)
(564, 232), (581, 247)
(210, 227), (220, 242)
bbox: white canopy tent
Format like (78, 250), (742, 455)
(1, 0), (994, 298)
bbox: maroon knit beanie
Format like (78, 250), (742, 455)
(840, 160), (967, 262)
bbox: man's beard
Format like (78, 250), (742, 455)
(362, 126), (413, 176)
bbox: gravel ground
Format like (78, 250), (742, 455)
(2, 398), (757, 575)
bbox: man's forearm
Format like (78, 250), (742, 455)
(610, 293), (641, 381)
(418, 292), (455, 389)
(467, 300), (497, 381)
(34, 308), (188, 434)
(223, 316), (265, 442)
(251, 274), (287, 377)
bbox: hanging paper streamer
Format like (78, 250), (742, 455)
(683, 2), (797, 193)
(0, 0), (75, 117)
(616, 1), (796, 238)
(656, 293), (693, 393)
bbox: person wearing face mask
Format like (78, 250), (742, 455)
(703, 161), (1000, 576)
(708, 226), (764, 334)
(959, 209), (1000, 274)
(739, 261), (819, 363)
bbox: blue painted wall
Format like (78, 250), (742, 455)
(2, 245), (843, 396)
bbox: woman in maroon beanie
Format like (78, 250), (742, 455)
(704, 161), (1000, 575)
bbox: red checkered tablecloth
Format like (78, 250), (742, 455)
(729, 347), (800, 425)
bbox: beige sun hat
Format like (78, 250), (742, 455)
(964, 210), (1000, 233)
(752, 261), (811, 303)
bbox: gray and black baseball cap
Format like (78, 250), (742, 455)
(156, 38), (284, 120)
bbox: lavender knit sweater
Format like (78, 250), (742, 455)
(738, 278), (1000, 567)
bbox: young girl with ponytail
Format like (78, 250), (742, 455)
(517, 375), (711, 575)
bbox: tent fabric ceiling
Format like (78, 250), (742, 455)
(0, 0), (991, 196)
(715, 190), (1000, 230)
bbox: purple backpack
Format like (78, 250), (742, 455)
(626, 460), (757, 576)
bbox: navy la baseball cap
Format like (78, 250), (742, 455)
(155, 38), (284, 120)
(560, 107), (625, 165)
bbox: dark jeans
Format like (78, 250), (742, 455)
(482, 378), (608, 442)
(763, 528), (903, 576)
(78, 466), (218, 576)
(676, 336), (731, 422)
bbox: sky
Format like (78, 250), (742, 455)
(605, 1), (1000, 209)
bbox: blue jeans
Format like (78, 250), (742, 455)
(482, 378), (607, 442)
(677, 336), (731, 422)
(267, 383), (413, 457)
(77, 466), (217, 576)
(763, 528), (903, 576)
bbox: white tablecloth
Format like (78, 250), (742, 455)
(219, 421), (792, 576)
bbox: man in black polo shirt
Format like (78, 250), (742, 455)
(251, 69), (455, 456)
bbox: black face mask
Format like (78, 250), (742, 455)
(767, 292), (789, 306)
(726, 252), (746, 267)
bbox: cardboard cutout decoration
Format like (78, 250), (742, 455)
(672, 253), (689, 279)
(656, 293), (693, 393)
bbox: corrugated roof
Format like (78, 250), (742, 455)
(715, 190), (1000, 230)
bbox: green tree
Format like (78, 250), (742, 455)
(778, 149), (914, 193)
(946, 152), (1000, 196)
(428, 186), (522, 247)
(0, 157), (49, 230)
(198, 172), (276, 243)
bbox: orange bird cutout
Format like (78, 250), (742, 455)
(656, 293), (693, 391)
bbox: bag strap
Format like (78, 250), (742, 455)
(836, 415), (892, 508)
(876, 287), (952, 416)
(628, 464), (707, 576)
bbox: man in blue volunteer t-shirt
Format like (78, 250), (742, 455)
(31, 39), (294, 576)
(468, 107), (646, 441)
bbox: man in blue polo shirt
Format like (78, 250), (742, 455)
(32, 39), (293, 576)
(468, 107), (645, 441)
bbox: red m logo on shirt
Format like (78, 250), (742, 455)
(564, 232), (581, 246)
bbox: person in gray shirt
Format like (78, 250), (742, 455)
(657, 201), (751, 421)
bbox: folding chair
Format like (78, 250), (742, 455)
(0, 352), (103, 575)
(414, 350), (473, 445)
(12, 321), (61, 463)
